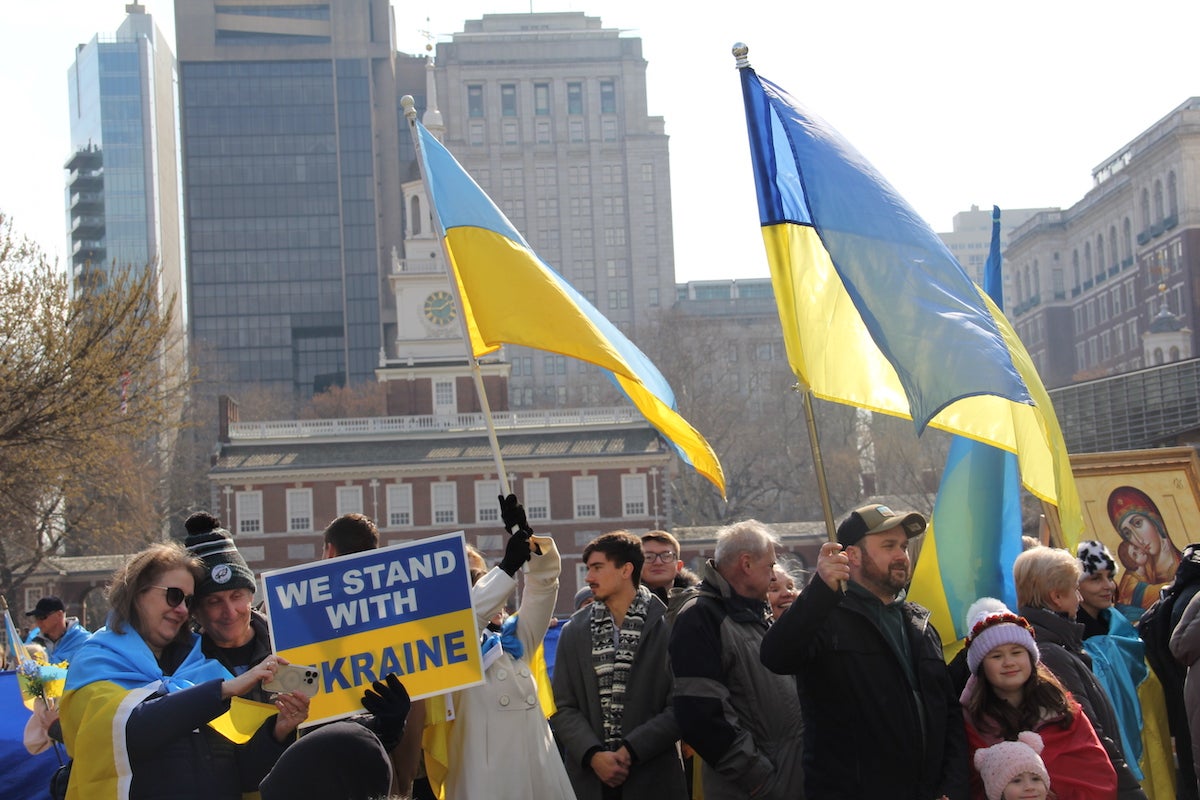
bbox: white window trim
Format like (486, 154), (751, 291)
(524, 477), (550, 522)
(286, 488), (313, 533)
(573, 475), (599, 520)
(236, 490), (263, 534)
(432, 482), (458, 526)
(336, 485), (363, 517)
(475, 480), (501, 524)
(621, 473), (648, 518)
(387, 483), (413, 528)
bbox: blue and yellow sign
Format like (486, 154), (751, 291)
(261, 531), (483, 726)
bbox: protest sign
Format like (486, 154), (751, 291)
(262, 531), (483, 726)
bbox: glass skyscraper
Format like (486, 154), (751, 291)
(175, 0), (403, 396)
(66, 3), (184, 334)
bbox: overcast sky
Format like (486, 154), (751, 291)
(3, 1), (1199, 282)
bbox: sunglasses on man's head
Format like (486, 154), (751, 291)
(142, 585), (195, 610)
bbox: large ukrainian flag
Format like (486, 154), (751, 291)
(737, 56), (1081, 541)
(911, 208), (1025, 651)
(414, 121), (725, 497)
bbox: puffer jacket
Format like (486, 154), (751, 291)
(670, 560), (805, 800)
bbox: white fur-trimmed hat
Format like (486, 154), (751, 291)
(973, 731), (1051, 800)
(964, 597), (1040, 675)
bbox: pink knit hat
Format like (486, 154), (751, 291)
(973, 731), (1051, 800)
(964, 598), (1040, 675)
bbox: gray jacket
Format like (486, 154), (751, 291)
(551, 591), (686, 800)
(669, 561), (804, 800)
(1170, 590), (1200, 798)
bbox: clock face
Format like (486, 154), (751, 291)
(423, 290), (457, 327)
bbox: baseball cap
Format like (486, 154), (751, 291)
(836, 504), (927, 547)
(26, 596), (65, 619)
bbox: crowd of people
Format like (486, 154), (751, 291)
(14, 495), (1200, 800)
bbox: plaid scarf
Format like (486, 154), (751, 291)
(590, 585), (651, 748)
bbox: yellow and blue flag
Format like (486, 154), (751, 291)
(413, 121), (726, 497)
(910, 208), (1024, 650)
(61, 627), (230, 800)
(737, 62), (1080, 541)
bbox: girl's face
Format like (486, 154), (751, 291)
(981, 644), (1033, 704)
(1078, 568), (1116, 616)
(1001, 770), (1048, 800)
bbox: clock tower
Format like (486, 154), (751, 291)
(380, 55), (509, 417)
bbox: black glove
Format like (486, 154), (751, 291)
(499, 529), (533, 577)
(498, 493), (532, 535)
(361, 672), (411, 751)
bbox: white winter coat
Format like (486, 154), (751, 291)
(443, 535), (574, 799)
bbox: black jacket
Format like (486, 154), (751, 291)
(126, 640), (288, 800)
(1018, 605), (1147, 800)
(761, 577), (968, 800)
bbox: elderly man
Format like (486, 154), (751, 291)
(760, 503), (967, 800)
(669, 519), (804, 800)
(25, 596), (91, 663)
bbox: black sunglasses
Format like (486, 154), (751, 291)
(143, 585), (195, 610)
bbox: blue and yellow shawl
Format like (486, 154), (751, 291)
(60, 626), (230, 800)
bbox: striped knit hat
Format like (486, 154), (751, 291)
(184, 512), (256, 598)
(964, 597), (1040, 675)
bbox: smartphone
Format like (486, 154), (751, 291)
(261, 663), (320, 698)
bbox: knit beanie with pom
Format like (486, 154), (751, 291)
(184, 511), (257, 598)
(964, 597), (1040, 675)
(973, 731), (1051, 800)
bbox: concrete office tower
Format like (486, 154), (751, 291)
(174, 0), (403, 396)
(66, 2), (184, 341)
(433, 12), (676, 409)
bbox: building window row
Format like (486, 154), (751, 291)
(232, 473), (650, 533)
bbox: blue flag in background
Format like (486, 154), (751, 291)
(910, 207), (1024, 649)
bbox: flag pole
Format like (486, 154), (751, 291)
(401, 95), (511, 496)
(796, 382), (844, 591)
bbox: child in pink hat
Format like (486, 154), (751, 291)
(973, 731), (1052, 799)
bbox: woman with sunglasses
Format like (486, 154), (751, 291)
(59, 542), (305, 800)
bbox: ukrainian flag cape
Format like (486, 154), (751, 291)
(1082, 611), (1176, 798)
(60, 625), (231, 800)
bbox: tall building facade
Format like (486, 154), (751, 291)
(174, 0), (404, 396)
(1005, 98), (1200, 389)
(429, 13), (676, 409)
(937, 205), (1046, 287)
(66, 3), (183, 334)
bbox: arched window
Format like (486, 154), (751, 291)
(1168, 172), (1179, 218)
(1154, 347), (1164, 365)
(410, 196), (422, 236)
(1141, 189), (1151, 230)
(1108, 226), (1117, 268)
(1096, 236), (1104, 274)
(1084, 242), (1093, 282)
(1123, 218), (1132, 260)
(1170, 346), (1181, 361)
(1154, 179), (1164, 223)
(1072, 250), (1080, 288)
(1032, 260), (1040, 296)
